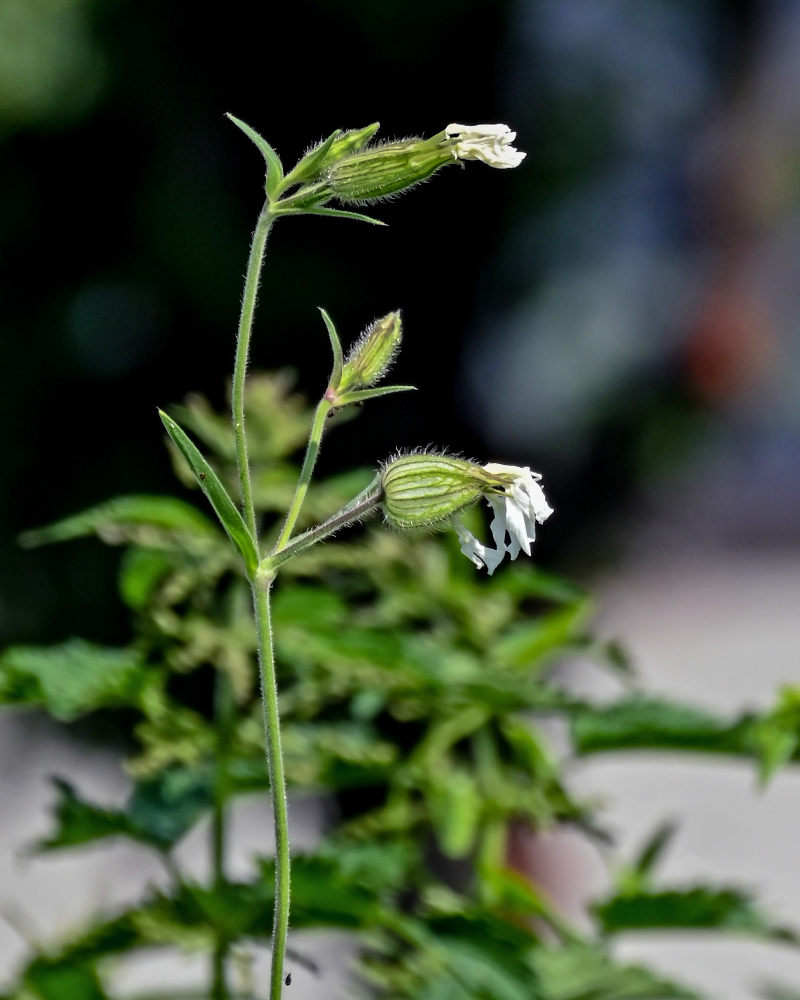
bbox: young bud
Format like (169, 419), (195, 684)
(321, 123), (381, 166)
(338, 311), (403, 393)
(325, 138), (453, 203)
(380, 454), (497, 529)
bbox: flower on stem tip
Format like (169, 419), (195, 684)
(444, 124), (526, 169)
(380, 455), (552, 574)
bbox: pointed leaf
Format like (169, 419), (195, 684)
(318, 307), (343, 388)
(226, 113), (284, 198)
(336, 385), (416, 405)
(159, 410), (258, 575)
(302, 206), (387, 226)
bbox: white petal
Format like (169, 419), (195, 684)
(444, 123), (526, 169)
(487, 496), (508, 551)
(504, 492), (532, 557)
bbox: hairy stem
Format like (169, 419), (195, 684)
(274, 396), (333, 552)
(266, 485), (383, 572)
(251, 568), (290, 999)
(232, 202), (274, 539)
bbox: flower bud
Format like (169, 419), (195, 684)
(380, 454), (497, 529)
(339, 311), (403, 393)
(325, 138), (453, 203)
(321, 122), (380, 166)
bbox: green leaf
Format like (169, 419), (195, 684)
(20, 495), (217, 548)
(318, 307), (343, 388)
(570, 696), (753, 757)
(37, 778), (132, 851)
(494, 601), (591, 669)
(300, 205), (387, 226)
(118, 546), (173, 609)
(336, 384), (417, 406)
(38, 769), (213, 853)
(426, 768), (482, 858)
(225, 113), (284, 198)
(24, 959), (108, 1000)
(531, 943), (699, 1000)
(159, 410), (258, 576)
(595, 886), (799, 943)
(0, 640), (147, 720)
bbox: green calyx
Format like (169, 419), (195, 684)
(380, 454), (497, 530)
(325, 138), (453, 204)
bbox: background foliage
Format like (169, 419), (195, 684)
(2, 378), (798, 998)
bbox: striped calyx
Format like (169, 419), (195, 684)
(326, 139), (453, 203)
(380, 454), (499, 529)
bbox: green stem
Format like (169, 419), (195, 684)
(232, 202), (274, 538)
(266, 485), (383, 572)
(274, 396), (333, 552)
(251, 568), (290, 1000)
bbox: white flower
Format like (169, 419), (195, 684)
(444, 123), (526, 169)
(456, 464), (553, 575)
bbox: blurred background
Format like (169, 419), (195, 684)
(1, 0), (799, 996)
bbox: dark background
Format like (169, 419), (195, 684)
(2, 0), (797, 649)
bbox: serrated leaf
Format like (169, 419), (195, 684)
(38, 770), (213, 854)
(0, 640), (147, 720)
(159, 410), (258, 576)
(37, 779), (132, 852)
(226, 113), (284, 198)
(20, 495), (217, 549)
(570, 696), (753, 757)
(595, 886), (799, 943)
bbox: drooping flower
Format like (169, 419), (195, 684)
(463, 463), (554, 574)
(379, 455), (552, 574)
(444, 124), (527, 169)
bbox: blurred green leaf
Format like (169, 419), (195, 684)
(595, 886), (799, 943)
(0, 640), (147, 720)
(118, 546), (174, 609)
(20, 495), (218, 549)
(531, 943), (699, 999)
(494, 602), (592, 669)
(570, 696), (752, 757)
(38, 769), (213, 853)
(427, 768), (482, 859)
(23, 960), (108, 1000)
